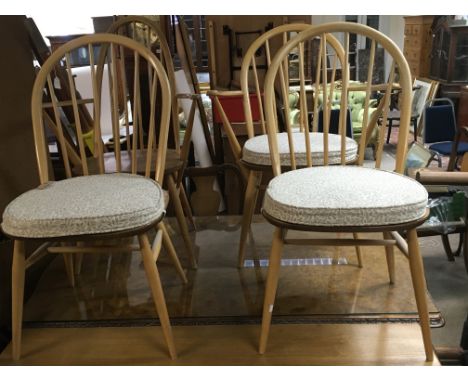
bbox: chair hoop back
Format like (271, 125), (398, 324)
(263, 22), (413, 176)
(106, 16), (181, 153)
(31, 33), (172, 185)
(239, 24), (346, 139)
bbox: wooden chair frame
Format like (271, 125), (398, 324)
(208, 24), (365, 268)
(105, 16), (198, 269)
(260, 22), (434, 361)
(10, 33), (183, 360)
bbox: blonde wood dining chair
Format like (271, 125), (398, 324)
(1, 34), (181, 360)
(99, 16), (197, 269)
(258, 22), (434, 361)
(208, 24), (362, 268)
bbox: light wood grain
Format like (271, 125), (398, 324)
(138, 233), (177, 360)
(17, 33), (178, 362)
(260, 22), (430, 361)
(11, 240), (25, 361)
(0, 323), (438, 366)
(407, 228), (434, 361)
(238, 170), (262, 267)
(259, 227), (284, 354)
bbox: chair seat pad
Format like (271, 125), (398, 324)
(429, 142), (468, 156)
(242, 132), (358, 166)
(1, 174), (165, 238)
(263, 166), (428, 227)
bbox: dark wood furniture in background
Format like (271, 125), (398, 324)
(459, 86), (468, 145)
(429, 16), (468, 109)
(0, 16), (44, 353)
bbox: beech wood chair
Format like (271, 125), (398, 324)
(100, 16), (197, 269)
(259, 22), (434, 361)
(1, 34), (182, 360)
(208, 24), (363, 268)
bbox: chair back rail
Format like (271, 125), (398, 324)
(209, 24), (345, 178)
(239, 24), (345, 140)
(263, 22), (412, 176)
(32, 33), (171, 185)
(106, 16), (181, 156)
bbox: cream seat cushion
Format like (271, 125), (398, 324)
(263, 166), (428, 227)
(242, 132), (358, 166)
(1, 173), (165, 238)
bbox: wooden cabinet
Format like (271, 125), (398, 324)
(429, 17), (468, 92)
(403, 16), (434, 78)
(430, 17), (468, 84)
(458, 86), (468, 129)
(429, 17), (468, 110)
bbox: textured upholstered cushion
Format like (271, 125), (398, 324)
(1, 173), (165, 238)
(263, 166), (428, 227)
(429, 142), (468, 156)
(242, 132), (358, 166)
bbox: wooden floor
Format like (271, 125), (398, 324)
(0, 322), (438, 365)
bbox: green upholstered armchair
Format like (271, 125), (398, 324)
(315, 83), (378, 143)
(287, 85), (381, 159)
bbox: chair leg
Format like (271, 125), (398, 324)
(259, 227), (284, 354)
(386, 119), (393, 144)
(167, 174), (197, 269)
(159, 221), (188, 284)
(138, 233), (177, 360)
(352, 233), (364, 268)
(413, 118), (418, 142)
(238, 170), (262, 268)
(62, 253), (75, 287)
(179, 184), (196, 231)
(75, 254), (83, 275)
(75, 241), (84, 275)
(383, 231), (395, 284)
(407, 228), (434, 362)
(12, 240), (26, 361)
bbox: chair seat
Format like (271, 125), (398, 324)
(429, 142), (468, 156)
(242, 132), (358, 166)
(1, 173), (165, 238)
(263, 166), (428, 227)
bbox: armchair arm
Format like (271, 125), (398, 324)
(415, 168), (468, 186)
(206, 89), (244, 97)
(176, 93), (202, 101)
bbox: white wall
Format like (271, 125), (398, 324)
(381, 15), (405, 51)
(379, 16), (406, 79)
(310, 15), (345, 25)
(28, 14), (95, 44)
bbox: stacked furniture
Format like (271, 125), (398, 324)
(403, 16), (434, 78)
